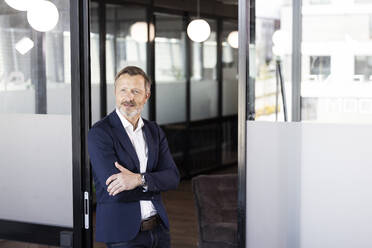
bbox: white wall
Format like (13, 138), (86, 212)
(246, 121), (372, 248)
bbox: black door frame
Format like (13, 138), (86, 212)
(70, 0), (93, 247)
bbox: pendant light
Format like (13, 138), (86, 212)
(27, 0), (59, 32)
(227, 31), (238, 49)
(187, 0), (211, 43)
(4, 0), (38, 11)
(130, 22), (155, 43)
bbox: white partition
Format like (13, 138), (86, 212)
(246, 121), (372, 248)
(0, 114), (73, 228)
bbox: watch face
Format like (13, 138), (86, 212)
(141, 175), (146, 186)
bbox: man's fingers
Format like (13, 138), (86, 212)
(107, 179), (120, 192)
(106, 174), (117, 186)
(115, 162), (128, 172)
(109, 183), (123, 195)
(112, 185), (124, 196)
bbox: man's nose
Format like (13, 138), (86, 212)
(124, 91), (134, 100)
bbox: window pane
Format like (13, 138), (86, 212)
(105, 5), (149, 119)
(0, 0), (71, 114)
(301, 1), (372, 123)
(155, 13), (186, 125)
(90, 2), (101, 124)
(255, 1), (292, 122)
(222, 21), (238, 116)
(222, 20), (238, 166)
(0, 0), (73, 228)
(190, 18), (218, 121)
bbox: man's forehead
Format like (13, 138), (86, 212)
(116, 74), (145, 88)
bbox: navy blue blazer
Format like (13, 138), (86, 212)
(87, 110), (180, 243)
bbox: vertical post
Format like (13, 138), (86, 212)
(238, 0), (250, 246)
(216, 18), (223, 167)
(32, 31), (47, 114)
(99, 2), (107, 118)
(292, 0), (302, 121)
(70, 0), (92, 247)
(147, 1), (156, 121)
(184, 13), (191, 177)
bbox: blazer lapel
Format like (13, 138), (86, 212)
(109, 111), (140, 169)
(142, 122), (155, 172)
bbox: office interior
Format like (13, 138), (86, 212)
(1, 0), (372, 247)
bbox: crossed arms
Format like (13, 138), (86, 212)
(87, 125), (180, 203)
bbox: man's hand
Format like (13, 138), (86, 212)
(106, 162), (142, 196)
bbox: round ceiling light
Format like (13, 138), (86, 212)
(227, 31), (238, 49)
(130, 22), (155, 43)
(4, 0), (39, 11)
(187, 19), (211, 43)
(27, 0), (59, 32)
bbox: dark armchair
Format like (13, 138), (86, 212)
(192, 174), (238, 248)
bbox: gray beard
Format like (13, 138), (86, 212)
(119, 105), (142, 118)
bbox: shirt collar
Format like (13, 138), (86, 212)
(115, 108), (144, 132)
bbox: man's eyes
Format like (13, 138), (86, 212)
(121, 89), (141, 94)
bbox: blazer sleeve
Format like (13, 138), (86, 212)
(88, 126), (157, 202)
(144, 125), (180, 192)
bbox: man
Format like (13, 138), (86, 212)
(88, 66), (180, 248)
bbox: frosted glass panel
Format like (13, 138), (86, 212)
(246, 121), (372, 248)
(0, 114), (73, 228)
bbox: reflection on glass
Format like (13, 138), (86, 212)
(0, 0), (73, 229)
(105, 5), (148, 118)
(0, 0), (71, 115)
(222, 21), (238, 116)
(301, 0), (372, 123)
(90, 2), (100, 124)
(255, 4), (292, 122)
(155, 13), (186, 125)
(191, 18), (218, 121)
(222, 20), (238, 165)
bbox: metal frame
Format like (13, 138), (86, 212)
(184, 12), (192, 177)
(237, 0), (250, 246)
(0, 220), (73, 246)
(70, 0), (93, 247)
(99, 1), (108, 118)
(292, 0), (302, 121)
(32, 31), (47, 114)
(216, 17), (223, 168)
(147, 1), (156, 121)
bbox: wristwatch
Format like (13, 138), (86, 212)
(140, 173), (147, 188)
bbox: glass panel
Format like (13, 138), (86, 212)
(188, 18), (219, 173)
(154, 13), (187, 176)
(301, 0), (372, 123)
(0, 0), (71, 114)
(90, 2), (101, 124)
(222, 20), (238, 165)
(222, 21), (238, 116)
(190, 18), (218, 121)
(105, 5), (148, 119)
(0, 0), (73, 227)
(155, 13), (186, 125)
(246, 121), (372, 248)
(255, 1), (292, 121)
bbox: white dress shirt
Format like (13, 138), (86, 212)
(115, 108), (157, 220)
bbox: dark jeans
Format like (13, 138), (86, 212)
(105, 222), (170, 248)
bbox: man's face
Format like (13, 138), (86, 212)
(115, 74), (150, 119)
